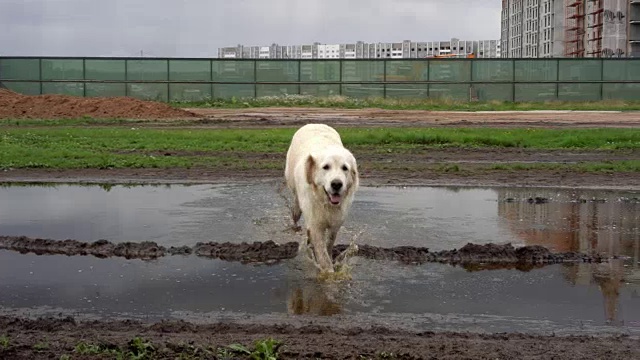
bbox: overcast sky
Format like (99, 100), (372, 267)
(0, 0), (501, 57)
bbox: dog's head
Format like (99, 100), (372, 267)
(305, 146), (359, 206)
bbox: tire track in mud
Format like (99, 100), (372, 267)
(0, 236), (608, 268)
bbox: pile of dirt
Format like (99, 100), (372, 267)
(0, 236), (608, 268)
(0, 88), (198, 119)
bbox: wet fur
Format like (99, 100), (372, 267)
(285, 124), (359, 273)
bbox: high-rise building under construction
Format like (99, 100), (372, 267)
(501, 0), (640, 58)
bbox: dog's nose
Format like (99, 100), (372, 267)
(331, 180), (343, 191)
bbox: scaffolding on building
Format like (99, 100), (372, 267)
(631, 0), (640, 57)
(565, 0), (586, 57)
(586, 0), (604, 57)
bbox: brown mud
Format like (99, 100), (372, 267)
(0, 236), (608, 267)
(0, 315), (637, 359)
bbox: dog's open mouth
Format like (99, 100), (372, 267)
(326, 190), (342, 205)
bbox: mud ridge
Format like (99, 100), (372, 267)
(193, 240), (299, 264)
(0, 236), (607, 267)
(334, 242), (605, 265)
(0, 236), (166, 259)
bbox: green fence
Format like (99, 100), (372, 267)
(1, 57), (640, 102)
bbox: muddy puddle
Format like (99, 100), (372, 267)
(1, 183), (638, 256)
(0, 250), (639, 335)
(0, 183), (639, 335)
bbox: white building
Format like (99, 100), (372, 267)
(217, 38), (501, 59)
(318, 44), (340, 59)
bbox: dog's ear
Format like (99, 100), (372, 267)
(349, 155), (358, 179)
(305, 155), (316, 185)
(349, 156), (359, 189)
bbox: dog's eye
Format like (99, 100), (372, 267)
(323, 164), (330, 170)
(342, 165), (348, 171)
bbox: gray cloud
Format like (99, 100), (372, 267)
(0, 0), (501, 57)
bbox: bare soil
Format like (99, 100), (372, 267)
(3, 165), (639, 189)
(183, 107), (640, 128)
(0, 315), (637, 360)
(0, 88), (197, 119)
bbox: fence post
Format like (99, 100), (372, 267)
(339, 60), (343, 96)
(254, 60), (258, 99)
(210, 59), (214, 101)
(426, 59), (430, 99)
(166, 59), (171, 102)
(383, 60), (387, 99)
(511, 59), (516, 102)
(555, 59), (560, 100)
(124, 59), (129, 97)
(38, 58), (43, 95)
(297, 60), (301, 95)
(469, 59), (474, 102)
(600, 58), (605, 100)
(82, 58), (86, 98)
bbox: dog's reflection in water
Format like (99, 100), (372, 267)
(286, 281), (344, 316)
(283, 254), (350, 316)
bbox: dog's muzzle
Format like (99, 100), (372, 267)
(327, 180), (344, 205)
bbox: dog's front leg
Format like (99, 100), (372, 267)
(327, 226), (340, 259)
(291, 193), (302, 229)
(309, 227), (334, 273)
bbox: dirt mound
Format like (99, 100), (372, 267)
(0, 88), (198, 119)
(0, 236), (607, 268)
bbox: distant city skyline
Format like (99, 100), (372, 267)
(0, 0), (501, 57)
(218, 38), (501, 59)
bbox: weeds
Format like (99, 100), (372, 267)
(228, 338), (283, 360)
(126, 337), (155, 359)
(0, 335), (8, 349)
(33, 341), (49, 352)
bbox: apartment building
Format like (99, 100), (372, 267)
(217, 38), (501, 59)
(501, 0), (639, 58)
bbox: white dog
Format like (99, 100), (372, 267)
(285, 124), (359, 273)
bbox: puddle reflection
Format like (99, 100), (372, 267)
(496, 188), (639, 259)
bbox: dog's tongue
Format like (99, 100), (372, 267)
(329, 194), (341, 204)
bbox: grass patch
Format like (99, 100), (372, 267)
(488, 160), (640, 173)
(172, 95), (640, 112)
(0, 127), (638, 170)
(0, 118), (153, 127)
(364, 160), (640, 174)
